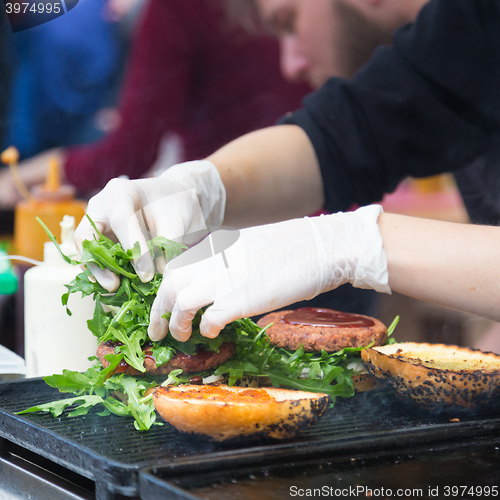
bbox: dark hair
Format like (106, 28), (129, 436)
(221, 0), (263, 33)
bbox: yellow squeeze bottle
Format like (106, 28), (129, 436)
(13, 157), (86, 262)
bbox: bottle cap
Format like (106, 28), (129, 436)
(32, 157), (76, 203)
(0, 146), (19, 165)
(43, 215), (79, 267)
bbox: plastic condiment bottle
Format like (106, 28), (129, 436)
(14, 156), (86, 262)
(24, 216), (97, 378)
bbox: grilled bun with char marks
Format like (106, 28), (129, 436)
(153, 384), (329, 441)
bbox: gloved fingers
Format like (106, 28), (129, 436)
(200, 288), (256, 339)
(147, 188), (209, 261)
(148, 258), (209, 341)
(107, 204), (155, 283)
(75, 215), (120, 291)
(143, 190), (194, 240)
(199, 297), (244, 339)
(148, 313), (169, 342)
(74, 180), (154, 283)
(87, 263), (120, 292)
(76, 207), (154, 287)
(74, 213), (108, 255)
(148, 246), (215, 342)
(74, 182), (127, 250)
(149, 213), (188, 274)
(148, 287), (171, 341)
(147, 269), (183, 341)
(167, 259), (227, 341)
(132, 189), (205, 276)
(154, 254), (167, 275)
(169, 304), (199, 343)
(168, 272), (218, 341)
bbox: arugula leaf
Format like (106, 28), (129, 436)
(386, 315), (400, 344)
(36, 217), (79, 266)
(151, 345), (174, 367)
(18, 395), (106, 418)
(84, 214), (115, 246)
(81, 239), (137, 279)
(117, 375), (158, 431)
(160, 369), (183, 387)
(29, 361), (161, 430)
(87, 296), (111, 338)
(44, 371), (98, 394)
(44, 354), (124, 393)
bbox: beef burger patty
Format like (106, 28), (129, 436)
(257, 308), (387, 352)
(97, 341), (236, 376)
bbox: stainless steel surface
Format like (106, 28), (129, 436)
(0, 451), (93, 500)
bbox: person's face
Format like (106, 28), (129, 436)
(256, 0), (393, 88)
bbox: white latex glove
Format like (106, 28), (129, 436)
(149, 204), (391, 341)
(74, 160), (226, 292)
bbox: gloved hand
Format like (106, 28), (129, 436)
(149, 205), (391, 341)
(74, 160), (226, 292)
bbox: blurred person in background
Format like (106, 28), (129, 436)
(2, 0), (123, 160)
(0, 9), (15, 352)
(0, 8), (14, 234)
(228, 0), (425, 83)
(0, 9), (12, 150)
(0, 0), (310, 204)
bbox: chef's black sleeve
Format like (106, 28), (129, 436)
(281, 0), (500, 213)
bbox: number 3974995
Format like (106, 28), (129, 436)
(5, 2), (61, 14)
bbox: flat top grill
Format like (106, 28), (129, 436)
(1, 377), (500, 498)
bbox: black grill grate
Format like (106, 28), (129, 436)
(1, 378), (500, 498)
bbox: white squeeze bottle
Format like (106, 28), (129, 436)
(24, 215), (97, 378)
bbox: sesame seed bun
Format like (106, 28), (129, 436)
(361, 342), (500, 409)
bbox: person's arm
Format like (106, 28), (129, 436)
(380, 213), (500, 321)
(207, 125), (324, 228)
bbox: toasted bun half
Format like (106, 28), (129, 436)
(352, 372), (384, 393)
(361, 342), (500, 409)
(153, 384), (329, 441)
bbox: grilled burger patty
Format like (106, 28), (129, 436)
(257, 308), (387, 352)
(97, 341), (236, 376)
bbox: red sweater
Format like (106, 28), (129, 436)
(64, 0), (310, 192)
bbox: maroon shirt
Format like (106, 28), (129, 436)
(64, 0), (310, 192)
